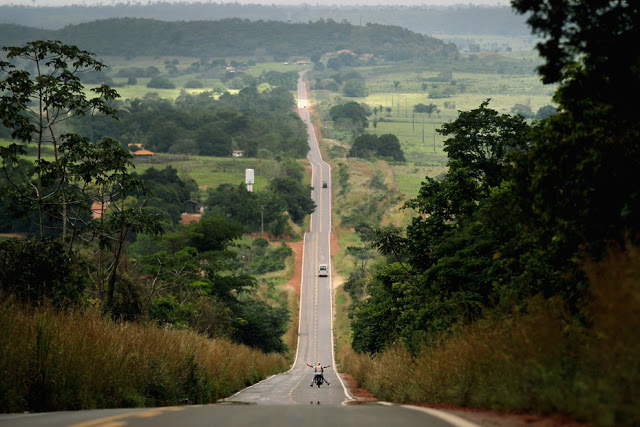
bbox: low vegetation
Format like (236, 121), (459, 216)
(0, 40), (301, 413)
(327, 2), (639, 426)
(341, 246), (640, 425)
(0, 299), (288, 412)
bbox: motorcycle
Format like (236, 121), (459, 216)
(314, 375), (324, 387)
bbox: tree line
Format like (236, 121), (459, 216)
(77, 86), (309, 158)
(0, 41), (299, 355)
(0, 4), (529, 37)
(348, 0), (640, 356)
(0, 18), (458, 63)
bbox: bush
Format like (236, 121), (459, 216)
(184, 79), (204, 88)
(0, 300), (288, 412)
(0, 239), (85, 308)
(147, 77), (176, 89)
(341, 245), (640, 426)
(251, 243), (293, 274)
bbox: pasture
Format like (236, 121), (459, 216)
(309, 53), (555, 193)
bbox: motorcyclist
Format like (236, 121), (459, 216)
(307, 362), (330, 386)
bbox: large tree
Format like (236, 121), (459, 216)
(511, 0), (640, 248)
(0, 40), (119, 239)
(0, 41), (163, 309)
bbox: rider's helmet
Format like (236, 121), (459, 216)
(317, 362), (321, 365)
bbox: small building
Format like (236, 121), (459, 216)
(91, 201), (109, 219)
(232, 150), (245, 158)
(133, 149), (155, 157)
(128, 143), (143, 150)
(133, 149), (155, 162)
(185, 200), (201, 214)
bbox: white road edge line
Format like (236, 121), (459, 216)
(328, 231), (353, 403)
(401, 405), (483, 427)
(289, 231), (307, 372)
(300, 69), (352, 403)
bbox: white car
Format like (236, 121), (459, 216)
(318, 264), (328, 277)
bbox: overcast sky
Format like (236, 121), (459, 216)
(1, 0), (511, 7)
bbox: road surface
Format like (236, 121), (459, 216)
(0, 70), (480, 427)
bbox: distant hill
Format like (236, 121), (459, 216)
(0, 18), (458, 61)
(0, 4), (530, 36)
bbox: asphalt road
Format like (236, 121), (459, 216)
(0, 71), (481, 427)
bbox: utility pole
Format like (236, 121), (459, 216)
(260, 205), (265, 237)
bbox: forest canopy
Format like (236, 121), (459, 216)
(0, 18), (458, 62)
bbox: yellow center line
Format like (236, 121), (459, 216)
(67, 407), (186, 427)
(288, 370), (306, 402)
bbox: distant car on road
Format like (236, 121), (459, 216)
(322, 180), (328, 188)
(318, 264), (328, 277)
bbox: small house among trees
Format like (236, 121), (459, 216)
(185, 200), (201, 214)
(133, 149), (155, 162)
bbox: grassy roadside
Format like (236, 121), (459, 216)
(340, 246), (640, 426)
(314, 71), (638, 425)
(0, 299), (288, 413)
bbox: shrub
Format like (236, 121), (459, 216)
(251, 243), (293, 274)
(0, 238), (85, 308)
(0, 300), (288, 412)
(184, 79), (204, 88)
(341, 245), (640, 426)
(147, 77), (176, 89)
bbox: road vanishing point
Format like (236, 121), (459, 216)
(0, 71), (481, 427)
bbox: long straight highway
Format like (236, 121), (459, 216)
(0, 70), (481, 427)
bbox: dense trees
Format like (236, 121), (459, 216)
(0, 41), (295, 355)
(205, 157), (315, 233)
(133, 166), (198, 225)
(0, 18), (457, 63)
(413, 103), (438, 117)
(350, 0), (640, 355)
(130, 216), (292, 353)
(342, 78), (367, 97)
(0, 41), (164, 310)
(329, 102), (369, 131)
(80, 87), (309, 158)
(348, 133), (405, 162)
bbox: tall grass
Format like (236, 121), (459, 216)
(0, 300), (288, 413)
(340, 245), (640, 426)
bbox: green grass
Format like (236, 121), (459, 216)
(1, 140), (278, 197)
(132, 155), (275, 193)
(393, 164), (448, 197)
(95, 56), (310, 101)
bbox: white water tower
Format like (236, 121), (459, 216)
(245, 169), (255, 192)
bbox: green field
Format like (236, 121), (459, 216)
(3, 51), (555, 200)
(93, 56), (310, 101)
(1, 139), (280, 197)
(309, 54), (555, 191)
(131, 155), (277, 195)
